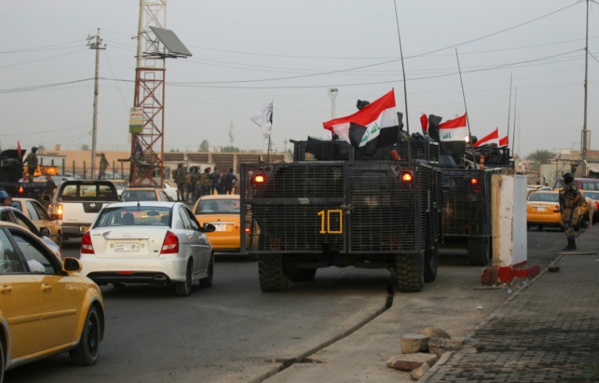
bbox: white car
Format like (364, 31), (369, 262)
(79, 201), (215, 296)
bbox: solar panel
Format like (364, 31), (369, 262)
(149, 26), (192, 58)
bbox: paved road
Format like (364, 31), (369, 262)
(5, 229), (568, 383)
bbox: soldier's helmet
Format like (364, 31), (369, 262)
(563, 172), (574, 184)
(0, 190), (9, 204)
(31, 147), (38, 153)
(178, 163), (183, 167)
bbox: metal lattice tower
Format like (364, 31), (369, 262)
(130, 0), (167, 187)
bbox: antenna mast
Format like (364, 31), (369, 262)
(130, 0), (167, 187)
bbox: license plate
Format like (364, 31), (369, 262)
(212, 223), (227, 232)
(114, 243), (141, 252)
(536, 207), (547, 212)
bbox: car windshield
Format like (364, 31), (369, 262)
(122, 190), (157, 201)
(529, 193), (559, 203)
(196, 199), (240, 214)
(584, 191), (599, 200)
(94, 206), (172, 227)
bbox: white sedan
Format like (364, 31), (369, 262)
(79, 201), (215, 296)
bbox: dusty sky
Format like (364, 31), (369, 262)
(1, 0), (597, 158)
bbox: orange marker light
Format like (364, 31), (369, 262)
(253, 174), (266, 184)
(470, 178), (479, 185)
(401, 172), (413, 182)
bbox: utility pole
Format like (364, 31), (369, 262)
(581, 0), (590, 176)
(88, 29), (105, 180)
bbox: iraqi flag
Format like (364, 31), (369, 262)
(420, 113), (428, 134)
(473, 128), (499, 148)
(499, 136), (509, 148)
(323, 89), (398, 155)
(439, 113), (468, 142)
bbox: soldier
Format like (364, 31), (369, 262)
(210, 167), (221, 195)
(173, 163), (186, 201)
(190, 167), (200, 203)
(23, 146), (38, 183)
(200, 167), (212, 197)
(559, 172), (581, 251)
(184, 167), (194, 202)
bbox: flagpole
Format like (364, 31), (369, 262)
(511, 88), (517, 156)
(393, 0), (411, 161)
(455, 48), (478, 167)
(506, 73), (512, 139)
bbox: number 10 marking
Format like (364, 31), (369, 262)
(318, 209), (343, 234)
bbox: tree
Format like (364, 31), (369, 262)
(527, 150), (554, 164)
(527, 149), (555, 171)
(221, 146), (240, 153)
(81, 144), (90, 151)
(199, 140), (210, 152)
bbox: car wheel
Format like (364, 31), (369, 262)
(176, 260), (193, 297)
(0, 336), (5, 383)
(200, 254), (214, 288)
(70, 305), (101, 366)
(55, 231), (64, 248)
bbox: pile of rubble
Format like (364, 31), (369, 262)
(386, 327), (478, 380)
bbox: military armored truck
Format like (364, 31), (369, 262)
(240, 139), (442, 293)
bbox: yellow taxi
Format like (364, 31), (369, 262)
(527, 190), (584, 231)
(192, 194), (259, 254)
(0, 221), (104, 380)
(11, 197), (63, 247)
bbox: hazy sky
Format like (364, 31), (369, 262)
(1, 0), (597, 157)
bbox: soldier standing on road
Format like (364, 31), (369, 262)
(559, 172), (581, 251)
(191, 167), (200, 203)
(200, 167), (212, 197)
(210, 167), (220, 195)
(42, 174), (57, 202)
(23, 146), (38, 183)
(224, 168), (237, 195)
(173, 163), (186, 201)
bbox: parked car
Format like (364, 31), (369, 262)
(121, 187), (172, 202)
(0, 206), (61, 256)
(192, 194), (259, 254)
(0, 222), (104, 381)
(163, 180), (179, 201)
(11, 197), (63, 247)
(79, 201), (215, 296)
(44, 180), (120, 244)
(527, 190), (584, 231)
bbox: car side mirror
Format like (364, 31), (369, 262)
(203, 223), (216, 233)
(63, 257), (82, 273)
(42, 194), (51, 202)
(39, 227), (51, 237)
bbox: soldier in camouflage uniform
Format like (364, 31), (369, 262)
(559, 172), (581, 251)
(173, 163), (186, 201)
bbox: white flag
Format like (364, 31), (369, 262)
(250, 102), (273, 139)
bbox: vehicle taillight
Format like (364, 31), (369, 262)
(18, 185), (24, 195)
(595, 201), (599, 210)
(401, 171), (413, 183)
(253, 174), (266, 184)
(161, 231), (179, 254)
(56, 203), (63, 220)
(554, 205), (561, 213)
(470, 178), (479, 185)
(81, 232), (95, 254)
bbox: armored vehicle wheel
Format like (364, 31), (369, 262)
(394, 253), (425, 293)
(467, 237), (490, 266)
(424, 244), (439, 283)
(258, 253), (289, 292)
(287, 268), (316, 282)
